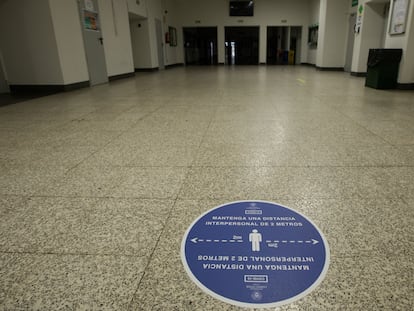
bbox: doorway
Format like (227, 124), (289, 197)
(267, 26), (301, 65)
(344, 13), (356, 72)
(0, 50), (9, 94)
(267, 26), (288, 64)
(290, 26), (302, 65)
(183, 27), (218, 65)
(78, 0), (108, 86)
(155, 19), (165, 70)
(225, 27), (259, 65)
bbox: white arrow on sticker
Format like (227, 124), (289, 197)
(266, 239), (319, 245)
(190, 237), (243, 244)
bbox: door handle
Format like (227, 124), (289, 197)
(98, 37), (103, 45)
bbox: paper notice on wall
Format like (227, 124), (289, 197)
(355, 5), (363, 33)
(83, 10), (99, 31)
(390, 0), (410, 34)
(85, 0), (94, 11)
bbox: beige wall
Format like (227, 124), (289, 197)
(49, 0), (89, 84)
(385, 0), (414, 83)
(98, 0), (135, 77)
(127, 0), (147, 17)
(0, 0), (63, 85)
(130, 19), (153, 68)
(317, 0), (348, 68)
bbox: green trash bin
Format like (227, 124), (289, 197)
(365, 49), (402, 89)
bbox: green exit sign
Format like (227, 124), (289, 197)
(352, 0), (358, 7)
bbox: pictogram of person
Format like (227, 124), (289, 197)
(249, 229), (262, 252)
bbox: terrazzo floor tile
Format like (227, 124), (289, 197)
(0, 145), (98, 168)
(132, 118), (211, 133)
(396, 145), (414, 165)
(82, 143), (142, 167)
(112, 167), (189, 199)
(203, 121), (289, 145)
(0, 253), (147, 311)
(297, 143), (412, 167)
(371, 167), (414, 198)
(278, 198), (414, 257)
(194, 143), (306, 167)
(283, 126), (388, 146)
(39, 165), (125, 197)
(213, 105), (280, 121)
(273, 254), (413, 311)
(31, 130), (119, 147)
(0, 165), (68, 196)
(150, 106), (218, 121)
(0, 254), (21, 305)
(1, 66), (413, 310)
(127, 144), (199, 167)
(178, 167), (400, 200)
(56, 119), (139, 132)
(0, 119), (63, 131)
(0, 130), (44, 147)
(78, 111), (132, 122)
(355, 120), (414, 145)
(115, 110), (155, 121)
(3, 111), (90, 122)
(0, 195), (27, 218)
(130, 199), (414, 310)
(0, 197), (99, 253)
(0, 197), (173, 256)
(129, 199), (242, 311)
(118, 128), (207, 146)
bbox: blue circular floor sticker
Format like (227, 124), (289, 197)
(181, 201), (330, 308)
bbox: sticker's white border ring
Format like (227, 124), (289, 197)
(180, 200), (330, 309)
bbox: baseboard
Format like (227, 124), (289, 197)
(397, 83), (414, 90)
(10, 81), (89, 95)
(165, 63), (184, 69)
(260, 62), (266, 65)
(63, 81), (90, 91)
(351, 72), (367, 77)
(135, 67), (159, 72)
(316, 66), (344, 71)
(108, 72), (135, 82)
(218, 62), (225, 65)
(301, 63), (316, 67)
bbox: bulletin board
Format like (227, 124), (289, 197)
(389, 0), (410, 35)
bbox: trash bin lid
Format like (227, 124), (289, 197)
(367, 49), (402, 67)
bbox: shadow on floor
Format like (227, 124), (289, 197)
(0, 93), (55, 107)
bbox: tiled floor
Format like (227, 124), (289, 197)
(0, 66), (413, 310)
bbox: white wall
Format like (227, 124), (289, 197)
(0, 48), (9, 93)
(317, 0), (348, 68)
(0, 0), (138, 88)
(49, 0), (89, 85)
(352, 0), (400, 75)
(164, 0), (184, 66)
(129, 0), (182, 69)
(130, 19), (153, 68)
(307, 0), (320, 64)
(0, 0), (63, 85)
(98, 0), (135, 77)
(146, 0), (163, 68)
(127, 0), (147, 17)
(384, 0), (414, 84)
(400, 2), (414, 83)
